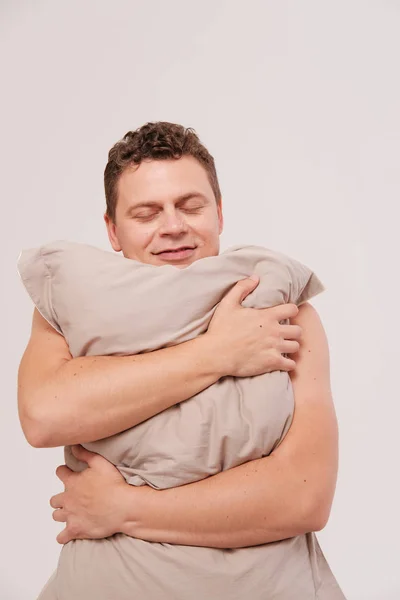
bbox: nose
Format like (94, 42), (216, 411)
(158, 209), (189, 236)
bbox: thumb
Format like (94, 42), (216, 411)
(222, 274), (259, 307)
(70, 444), (97, 465)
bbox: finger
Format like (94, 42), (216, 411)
(279, 323), (303, 340)
(55, 464), (74, 481)
(56, 528), (72, 545)
(70, 444), (98, 465)
(221, 277), (259, 307)
(57, 523), (82, 545)
(267, 303), (299, 320)
(52, 508), (67, 523)
(49, 492), (64, 508)
(280, 356), (297, 371)
(281, 339), (301, 354)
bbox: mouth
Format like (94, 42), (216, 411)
(153, 246), (197, 260)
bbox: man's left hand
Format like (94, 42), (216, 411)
(50, 444), (129, 545)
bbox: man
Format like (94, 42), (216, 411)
(18, 121), (338, 549)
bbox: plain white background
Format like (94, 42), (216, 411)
(2, 1), (399, 598)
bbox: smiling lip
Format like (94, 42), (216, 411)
(154, 247), (196, 261)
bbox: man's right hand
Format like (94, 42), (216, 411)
(205, 275), (302, 378)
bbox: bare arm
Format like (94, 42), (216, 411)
(18, 279), (301, 448)
(120, 302), (339, 548)
(18, 308), (224, 448)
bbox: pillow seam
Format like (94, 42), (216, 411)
(39, 246), (60, 326)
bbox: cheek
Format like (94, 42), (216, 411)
(201, 219), (221, 240)
(193, 213), (219, 235)
(119, 223), (153, 253)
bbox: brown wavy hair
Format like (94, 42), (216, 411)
(104, 121), (222, 223)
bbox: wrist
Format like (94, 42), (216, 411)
(121, 484), (181, 544)
(120, 483), (157, 538)
(200, 331), (230, 378)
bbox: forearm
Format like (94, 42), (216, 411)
(122, 452), (311, 549)
(34, 334), (224, 447)
(121, 394), (338, 549)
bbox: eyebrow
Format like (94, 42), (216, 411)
(125, 192), (209, 216)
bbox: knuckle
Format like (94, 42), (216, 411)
(69, 523), (80, 537)
(276, 336), (285, 351)
(265, 334), (277, 348)
(269, 348), (280, 362)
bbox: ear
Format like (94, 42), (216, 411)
(217, 197), (224, 235)
(104, 213), (122, 252)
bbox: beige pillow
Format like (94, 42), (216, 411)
(17, 239), (325, 487)
(17, 241), (345, 600)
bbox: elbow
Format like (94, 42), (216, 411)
(306, 494), (333, 532)
(303, 467), (338, 532)
(24, 424), (59, 449)
(28, 432), (49, 449)
(20, 416), (49, 448)
(307, 505), (330, 532)
(18, 399), (56, 448)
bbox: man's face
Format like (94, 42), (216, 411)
(104, 156), (224, 268)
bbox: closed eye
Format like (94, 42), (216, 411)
(132, 204), (204, 221)
(182, 207), (203, 212)
(134, 212), (159, 220)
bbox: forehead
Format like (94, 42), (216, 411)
(116, 156), (213, 210)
